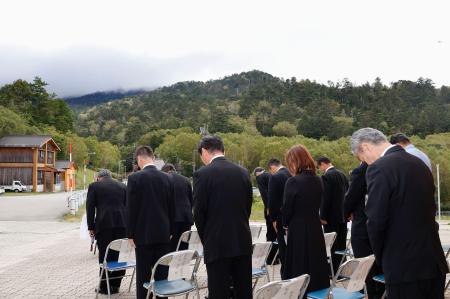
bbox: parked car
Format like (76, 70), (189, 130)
(2, 181), (28, 192)
(0, 187), (5, 195)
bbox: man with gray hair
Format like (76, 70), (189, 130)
(87, 169), (127, 295)
(350, 128), (447, 298)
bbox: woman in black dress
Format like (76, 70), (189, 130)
(282, 144), (330, 293)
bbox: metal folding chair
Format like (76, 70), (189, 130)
(335, 237), (354, 271)
(250, 224), (263, 243)
(324, 232), (337, 278)
(444, 247), (450, 291)
(255, 274), (310, 299)
(252, 242), (273, 291)
(307, 255), (376, 299)
(96, 238), (136, 299)
(176, 230), (203, 256)
(373, 274), (386, 299)
(143, 250), (201, 299)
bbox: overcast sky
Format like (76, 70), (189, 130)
(0, 0), (448, 96)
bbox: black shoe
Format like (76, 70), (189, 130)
(95, 287), (119, 294)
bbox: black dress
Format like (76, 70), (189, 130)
(282, 171), (330, 293)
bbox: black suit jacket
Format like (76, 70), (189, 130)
(320, 167), (349, 225)
(193, 157), (253, 264)
(344, 163), (369, 238)
(365, 145), (448, 284)
(268, 167), (291, 227)
(256, 171), (271, 208)
(126, 165), (175, 245)
(168, 172), (193, 224)
(86, 177), (127, 234)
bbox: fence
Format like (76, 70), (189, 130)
(67, 190), (87, 215)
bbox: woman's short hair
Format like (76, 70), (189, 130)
(285, 144), (316, 175)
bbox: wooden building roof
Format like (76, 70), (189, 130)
(0, 135), (60, 151)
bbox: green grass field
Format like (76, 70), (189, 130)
(250, 196), (265, 222)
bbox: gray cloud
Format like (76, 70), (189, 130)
(0, 46), (252, 97)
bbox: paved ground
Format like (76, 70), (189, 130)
(0, 192), (71, 221)
(0, 193), (449, 298)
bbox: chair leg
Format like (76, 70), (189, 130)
(129, 267), (136, 292)
(329, 257), (335, 279)
(381, 290), (387, 299)
(265, 270), (271, 282)
(445, 277), (450, 291)
(105, 269), (111, 298)
(252, 277), (259, 292)
(96, 267), (105, 299)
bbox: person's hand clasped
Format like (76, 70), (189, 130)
(320, 219), (328, 225)
(88, 230), (95, 238)
(128, 238), (136, 248)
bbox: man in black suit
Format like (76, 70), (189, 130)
(344, 162), (384, 299)
(316, 156), (349, 275)
(254, 167), (276, 242)
(126, 146), (174, 299)
(87, 169), (127, 294)
(351, 128), (448, 299)
(161, 163), (193, 251)
(267, 158), (291, 279)
(193, 135), (253, 299)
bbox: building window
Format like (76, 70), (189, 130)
(39, 150), (45, 163)
(37, 171), (44, 185)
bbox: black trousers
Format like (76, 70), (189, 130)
(169, 222), (193, 252)
(323, 223), (347, 275)
(206, 255), (252, 299)
(351, 236), (385, 299)
(264, 209), (277, 242)
(96, 227), (126, 291)
(275, 221), (287, 279)
(135, 243), (170, 299)
(386, 274), (445, 299)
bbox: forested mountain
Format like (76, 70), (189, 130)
(75, 70), (450, 145)
(65, 89), (146, 108)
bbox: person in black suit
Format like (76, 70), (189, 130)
(87, 169), (127, 294)
(316, 156), (349, 275)
(161, 163), (193, 251)
(267, 158), (291, 279)
(351, 128), (448, 299)
(193, 135), (253, 299)
(126, 146), (174, 299)
(254, 167), (277, 242)
(283, 145), (330, 295)
(344, 161), (384, 299)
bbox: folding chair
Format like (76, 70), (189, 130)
(252, 242), (273, 291)
(373, 274), (386, 299)
(143, 250), (201, 299)
(255, 274), (310, 299)
(250, 224), (263, 243)
(96, 238), (136, 299)
(307, 255), (376, 299)
(444, 247), (450, 291)
(176, 230), (204, 256)
(335, 237), (354, 271)
(324, 232), (337, 278)
(270, 240), (280, 280)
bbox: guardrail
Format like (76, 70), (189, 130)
(67, 190), (87, 215)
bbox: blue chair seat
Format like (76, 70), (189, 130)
(143, 279), (195, 296)
(307, 287), (365, 299)
(373, 274), (385, 283)
(335, 249), (352, 256)
(103, 261), (136, 270)
(252, 267), (268, 277)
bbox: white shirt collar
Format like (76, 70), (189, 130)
(142, 162), (155, 169)
(325, 165), (334, 173)
(381, 144), (397, 157)
(210, 154), (225, 164)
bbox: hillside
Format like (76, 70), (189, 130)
(64, 89), (147, 108)
(75, 70), (450, 145)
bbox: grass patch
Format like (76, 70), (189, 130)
(250, 196), (265, 222)
(1, 192), (53, 197)
(62, 202), (86, 222)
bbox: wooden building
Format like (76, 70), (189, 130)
(0, 135), (61, 192)
(55, 160), (76, 192)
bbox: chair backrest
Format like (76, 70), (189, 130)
(252, 242), (272, 269)
(250, 224), (263, 242)
(323, 232), (337, 257)
(335, 255), (376, 292)
(176, 230), (203, 254)
(254, 274), (310, 299)
(105, 238), (135, 264)
(152, 250), (200, 282)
